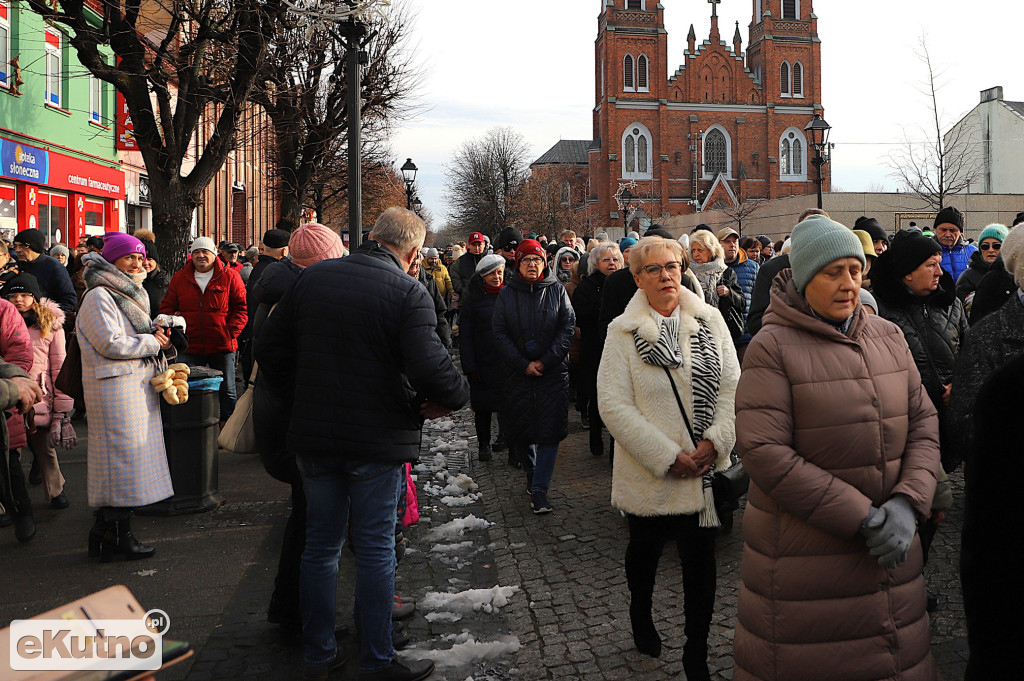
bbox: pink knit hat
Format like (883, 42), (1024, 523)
(290, 223), (345, 268)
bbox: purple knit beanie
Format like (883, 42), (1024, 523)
(102, 232), (146, 264)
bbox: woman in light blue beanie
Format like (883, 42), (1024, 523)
(955, 223), (1008, 305)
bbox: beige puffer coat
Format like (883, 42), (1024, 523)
(734, 270), (940, 681)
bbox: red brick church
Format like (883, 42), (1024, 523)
(533, 0), (829, 229)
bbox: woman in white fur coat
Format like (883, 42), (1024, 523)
(598, 236), (740, 680)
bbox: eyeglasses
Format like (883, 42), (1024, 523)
(521, 257), (545, 265)
(980, 242), (1002, 251)
(600, 257), (619, 263)
(501, 243), (518, 251)
(640, 261), (683, 277)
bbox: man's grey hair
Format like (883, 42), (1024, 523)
(372, 207), (427, 253)
(588, 243), (623, 275)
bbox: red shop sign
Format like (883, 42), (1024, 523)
(46, 148), (124, 201)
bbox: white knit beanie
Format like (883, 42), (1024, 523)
(1000, 225), (1024, 290)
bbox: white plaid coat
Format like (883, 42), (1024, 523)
(77, 287), (173, 507)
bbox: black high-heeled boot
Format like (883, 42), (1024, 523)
(110, 509), (156, 561)
(682, 641), (711, 681)
(629, 596), (661, 658)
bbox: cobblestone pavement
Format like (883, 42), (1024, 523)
(1, 403), (968, 681)
(464, 408), (969, 681)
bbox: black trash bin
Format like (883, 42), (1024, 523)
(138, 366), (225, 515)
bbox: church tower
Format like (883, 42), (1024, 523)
(746, 0), (821, 107)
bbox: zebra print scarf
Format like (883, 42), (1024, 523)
(634, 315), (723, 528)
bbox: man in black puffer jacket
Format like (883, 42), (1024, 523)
(255, 207), (467, 681)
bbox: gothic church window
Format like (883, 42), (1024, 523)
(704, 127), (729, 178)
(792, 62), (803, 97)
(779, 129), (807, 180)
(637, 55), (649, 92)
(780, 61), (790, 97)
(782, 0), (798, 19)
(622, 124), (653, 180)
(626, 0), (644, 9)
(624, 54), (635, 92)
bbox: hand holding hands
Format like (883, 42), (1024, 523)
(668, 451), (699, 478)
(525, 361), (544, 377)
(862, 495), (917, 568)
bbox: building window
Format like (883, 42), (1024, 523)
(792, 62), (803, 97)
(45, 29), (62, 107)
(702, 126), (731, 178)
(623, 54), (634, 92)
(85, 199), (105, 234)
(626, 0), (644, 8)
(782, 0), (798, 19)
(89, 74), (103, 123)
(560, 181), (571, 206)
(755, 0), (763, 18)
(36, 191), (68, 246)
(0, 183), (16, 240)
(0, 2), (10, 89)
(780, 61), (790, 97)
(622, 123), (653, 179)
(637, 54), (649, 92)
(779, 129), (807, 180)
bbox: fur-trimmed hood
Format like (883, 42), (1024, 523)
(38, 297), (65, 332)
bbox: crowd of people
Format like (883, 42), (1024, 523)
(0, 202), (1019, 681)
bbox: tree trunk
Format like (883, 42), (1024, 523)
(149, 180), (201, 275)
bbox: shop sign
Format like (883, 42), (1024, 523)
(0, 139), (49, 183)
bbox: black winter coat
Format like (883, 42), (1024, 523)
(873, 269), (968, 469)
(143, 268), (171, 319)
(949, 294), (1024, 469)
(242, 254), (286, 341)
(746, 254), (790, 336)
(954, 251), (992, 305)
(451, 251), (484, 298)
(458, 275), (503, 412)
(417, 268), (451, 349)
(961, 352), (1024, 680)
(968, 257), (1016, 325)
(571, 270), (607, 374)
(254, 241), (469, 463)
(492, 268), (575, 445)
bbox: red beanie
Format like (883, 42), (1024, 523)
(514, 239), (546, 268)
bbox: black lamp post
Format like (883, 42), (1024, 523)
(412, 196), (423, 215)
(620, 187), (635, 229)
(401, 158), (418, 210)
(804, 114), (832, 210)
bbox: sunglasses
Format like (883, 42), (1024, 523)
(980, 242), (1002, 251)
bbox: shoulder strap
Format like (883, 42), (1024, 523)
(663, 366), (696, 444)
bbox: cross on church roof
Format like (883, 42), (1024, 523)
(709, 0), (721, 18)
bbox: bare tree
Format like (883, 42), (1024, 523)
(512, 168), (592, 238)
(254, 0), (421, 227)
(26, 0), (288, 271)
(711, 199), (767, 236)
(887, 36), (981, 211)
(444, 127), (533, 237)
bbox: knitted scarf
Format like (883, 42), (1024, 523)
(636, 313), (723, 528)
(690, 258), (727, 307)
(81, 252), (154, 335)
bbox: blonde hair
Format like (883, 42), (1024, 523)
(689, 230), (725, 261)
(588, 243), (623, 275)
(629, 237), (686, 275)
(30, 299), (57, 340)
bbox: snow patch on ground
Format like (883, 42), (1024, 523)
(420, 586), (519, 614)
(424, 611), (463, 623)
(430, 541), (474, 553)
(430, 515), (491, 540)
(407, 633), (521, 669)
(440, 493), (482, 507)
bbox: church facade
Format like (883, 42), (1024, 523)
(557, 0), (828, 227)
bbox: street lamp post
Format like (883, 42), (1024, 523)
(412, 196), (423, 215)
(401, 158), (418, 210)
(620, 187), (635, 229)
(804, 113), (832, 210)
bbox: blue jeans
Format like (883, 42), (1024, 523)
(297, 456), (402, 673)
(525, 443), (559, 493)
(178, 352), (236, 421)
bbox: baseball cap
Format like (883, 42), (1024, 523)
(469, 232), (485, 244)
(718, 227), (740, 241)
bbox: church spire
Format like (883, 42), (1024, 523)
(733, 21), (742, 54)
(687, 23), (696, 53)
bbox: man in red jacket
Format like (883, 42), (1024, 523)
(161, 236), (248, 424)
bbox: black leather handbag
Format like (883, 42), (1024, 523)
(663, 367), (749, 514)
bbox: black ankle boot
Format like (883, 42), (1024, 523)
(629, 598), (661, 658)
(13, 503), (35, 543)
(88, 508), (112, 558)
(91, 508), (155, 562)
(113, 510), (156, 561)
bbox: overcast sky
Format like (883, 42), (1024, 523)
(389, 0), (1023, 227)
